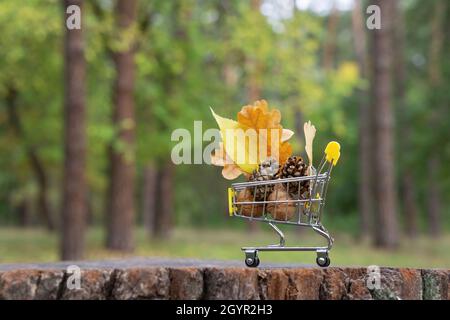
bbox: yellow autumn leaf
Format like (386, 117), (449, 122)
(210, 108), (258, 174)
(210, 100), (294, 178)
(237, 100), (281, 129)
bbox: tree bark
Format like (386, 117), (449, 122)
(246, 57), (262, 104)
(352, 0), (372, 238)
(392, 1), (419, 238)
(402, 173), (418, 237)
(294, 109), (305, 149)
(5, 87), (55, 231)
(246, 0), (262, 104)
(244, 0), (263, 233)
(30, 146), (55, 231)
(61, 0), (87, 260)
(246, 69), (260, 234)
(323, 4), (339, 70)
(142, 165), (157, 236)
(17, 199), (32, 227)
(427, 157), (442, 237)
(426, 0), (446, 238)
(245, 53), (262, 180)
(371, 0), (399, 248)
(106, 0), (138, 251)
(153, 162), (174, 238)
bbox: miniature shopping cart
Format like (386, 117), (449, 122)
(228, 141), (340, 268)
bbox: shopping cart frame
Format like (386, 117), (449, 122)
(228, 142), (340, 267)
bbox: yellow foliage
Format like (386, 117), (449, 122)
(336, 62), (359, 87)
(211, 100), (293, 179)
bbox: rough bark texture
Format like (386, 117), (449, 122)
(61, 0), (87, 260)
(294, 110), (305, 149)
(17, 198), (32, 227)
(106, 0), (138, 251)
(426, 157), (442, 237)
(392, 1), (419, 238)
(142, 165), (157, 236)
(323, 4), (339, 70)
(425, 0), (446, 238)
(153, 162), (174, 238)
(371, 0), (399, 248)
(245, 1), (262, 111)
(352, 0), (372, 238)
(0, 264), (448, 300)
(244, 0), (262, 234)
(246, 0), (262, 102)
(5, 88), (55, 231)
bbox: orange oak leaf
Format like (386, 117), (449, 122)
(237, 99), (281, 129)
(278, 141), (293, 164)
(236, 100), (292, 165)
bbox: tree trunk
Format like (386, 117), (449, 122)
(323, 4), (339, 70)
(426, 0), (446, 238)
(86, 192), (94, 226)
(352, 0), (372, 238)
(61, 0), (87, 260)
(153, 162), (174, 238)
(30, 147), (55, 231)
(243, 0), (263, 233)
(392, 1), (419, 238)
(294, 109), (305, 149)
(371, 0), (399, 248)
(246, 0), (262, 104)
(5, 87), (55, 231)
(246, 60), (260, 233)
(402, 173), (418, 237)
(17, 199), (32, 227)
(142, 164), (157, 236)
(427, 157), (442, 237)
(106, 0), (138, 251)
(246, 57), (262, 103)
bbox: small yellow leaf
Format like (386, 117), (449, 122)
(325, 141), (341, 165)
(210, 107), (257, 173)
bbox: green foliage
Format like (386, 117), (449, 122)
(0, 0), (448, 238)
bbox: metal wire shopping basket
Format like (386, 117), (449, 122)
(227, 141), (341, 267)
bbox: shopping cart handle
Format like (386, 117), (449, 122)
(228, 188), (235, 216)
(325, 141), (341, 165)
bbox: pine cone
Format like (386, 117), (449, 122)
(275, 156), (310, 198)
(249, 169), (273, 201)
(249, 158), (279, 201)
(258, 157), (279, 177)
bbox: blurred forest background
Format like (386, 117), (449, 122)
(0, 0), (449, 267)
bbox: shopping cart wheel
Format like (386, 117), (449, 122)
(244, 250), (260, 268)
(316, 251), (330, 267)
